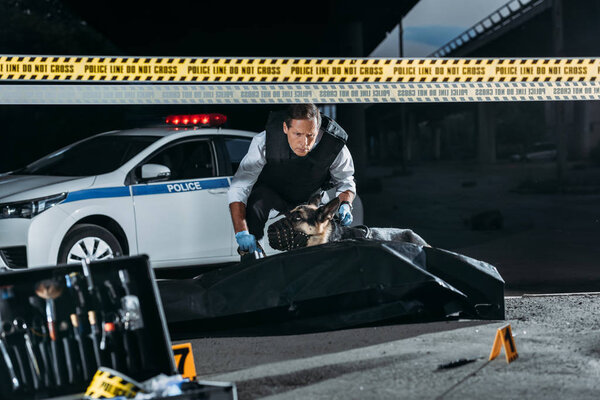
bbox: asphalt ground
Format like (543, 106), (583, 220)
(178, 294), (600, 399)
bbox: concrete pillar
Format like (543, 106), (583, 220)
(552, 0), (568, 182)
(477, 103), (496, 164)
(336, 22), (367, 180)
(433, 126), (442, 160)
(375, 118), (391, 162)
(406, 111), (416, 163)
(338, 104), (367, 178)
(581, 102), (600, 158)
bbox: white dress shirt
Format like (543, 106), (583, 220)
(228, 130), (356, 205)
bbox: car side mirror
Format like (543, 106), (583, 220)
(140, 163), (171, 182)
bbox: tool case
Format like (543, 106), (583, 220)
(0, 255), (189, 400)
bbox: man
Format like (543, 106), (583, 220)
(228, 103), (356, 255)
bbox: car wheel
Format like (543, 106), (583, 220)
(58, 224), (123, 264)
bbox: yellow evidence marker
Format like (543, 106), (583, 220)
(489, 324), (519, 363)
(172, 342), (197, 380)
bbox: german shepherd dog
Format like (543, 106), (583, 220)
(273, 194), (429, 248)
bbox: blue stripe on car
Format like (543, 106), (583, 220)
(63, 186), (131, 203)
(63, 178), (230, 204)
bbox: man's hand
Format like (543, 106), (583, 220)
(338, 202), (353, 226)
(235, 230), (258, 253)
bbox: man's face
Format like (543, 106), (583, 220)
(283, 118), (319, 157)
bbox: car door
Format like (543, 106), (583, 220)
(130, 138), (232, 267)
(219, 136), (258, 251)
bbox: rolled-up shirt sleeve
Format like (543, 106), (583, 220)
(329, 145), (356, 197)
(227, 131), (267, 205)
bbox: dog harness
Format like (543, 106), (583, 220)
(267, 218), (310, 251)
(255, 110), (348, 205)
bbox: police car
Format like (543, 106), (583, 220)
(0, 114), (363, 270)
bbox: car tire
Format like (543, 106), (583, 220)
(58, 224), (123, 264)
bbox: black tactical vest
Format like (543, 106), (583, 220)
(256, 110), (348, 205)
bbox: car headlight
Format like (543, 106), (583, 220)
(0, 193), (67, 219)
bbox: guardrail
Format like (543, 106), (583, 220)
(430, 0), (551, 57)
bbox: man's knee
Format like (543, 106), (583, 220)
(246, 186), (287, 238)
(248, 186), (288, 214)
(247, 198), (269, 223)
(247, 189), (273, 219)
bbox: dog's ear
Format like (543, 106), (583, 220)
(307, 192), (322, 207)
(317, 197), (340, 222)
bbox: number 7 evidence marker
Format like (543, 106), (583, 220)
(172, 343), (197, 381)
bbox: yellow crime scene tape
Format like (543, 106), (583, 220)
(85, 367), (143, 399)
(1, 82), (599, 104)
(2, 55), (600, 104)
(0, 56), (599, 83)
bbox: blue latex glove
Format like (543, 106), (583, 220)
(338, 203), (353, 226)
(235, 230), (258, 253)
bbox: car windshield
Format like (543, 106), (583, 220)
(15, 135), (160, 176)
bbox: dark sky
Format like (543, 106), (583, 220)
(59, 0), (418, 57)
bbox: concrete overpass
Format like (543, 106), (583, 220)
(368, 0), (600, 179)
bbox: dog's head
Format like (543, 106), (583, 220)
(267, 193), (340, 250)
(287, 194), (340, 243)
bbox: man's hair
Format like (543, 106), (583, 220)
(284, 104), (321, 129)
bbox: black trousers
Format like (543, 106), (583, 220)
(246, 185), (293, 240)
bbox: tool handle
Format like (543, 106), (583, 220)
(88, 311), (102, 370)
(122, 330), (140, 374)
(71, 314), (91, 381)
(118, 269), (132, 296)
(46, 299), (57, 341)
(0, 340), (20, 391)
(50, 340), (63, 387)
(37, 341), (52, 388)
(11, 344), (28, 389)
(62, 337), (76, 385)
(47, 322), (56, 342)
(23, 333), (41, 389)
(52, 339), (69, 388)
